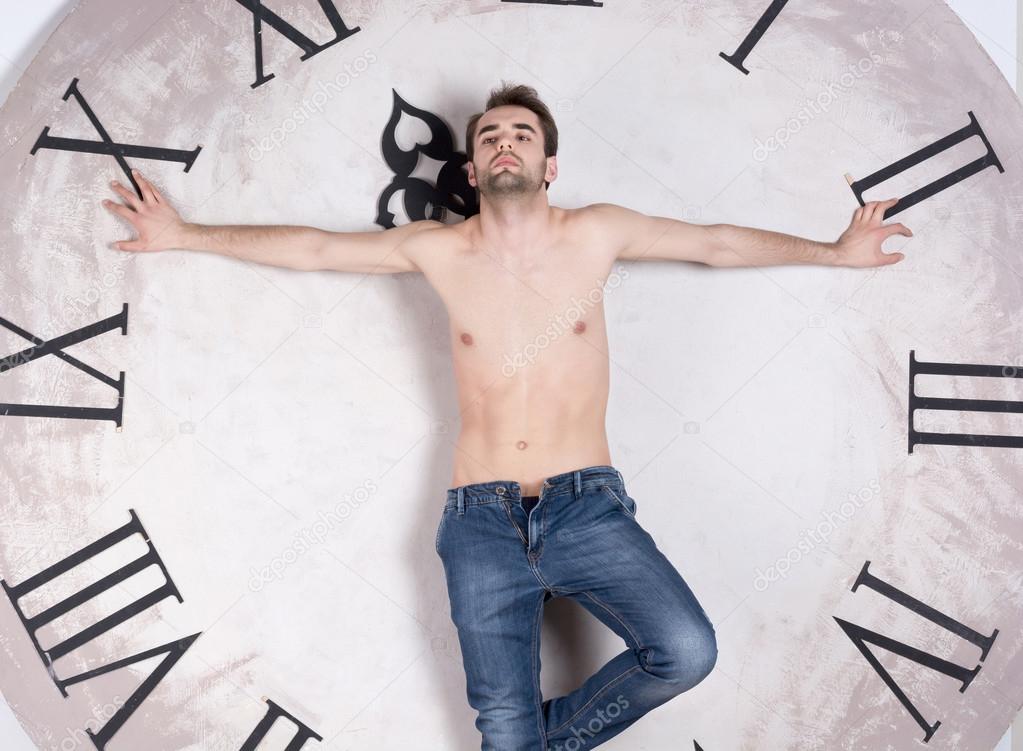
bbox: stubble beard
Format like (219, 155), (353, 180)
(477, 159), (544, 200)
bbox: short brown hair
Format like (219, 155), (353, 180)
(466, 82), (558, 189)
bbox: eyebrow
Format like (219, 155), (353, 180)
(477, 122), (537, 141)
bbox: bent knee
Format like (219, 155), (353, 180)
(645, 621), (718, 687)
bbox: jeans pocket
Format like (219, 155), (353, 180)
(602, 485), (637, 517)
(435, 508), (449, 554)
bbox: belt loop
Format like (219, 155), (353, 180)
(615, 468), (624, 489)
(457, 487), (465, 516)
(573, 470), (582, 500)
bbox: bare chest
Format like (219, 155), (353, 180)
(433, 240), (614, 366)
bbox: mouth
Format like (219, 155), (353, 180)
(493, 158), (518, 168)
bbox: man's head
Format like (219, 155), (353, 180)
(465, 82), (559, 200)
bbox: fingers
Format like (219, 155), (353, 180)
(109, 180), (140, 210)
(884, 222), (913, 239)
(132, 169), (158, 204)
(112, 239), (145, 252)
(864, 197), (899, 224)
(853, 206), (864, 223)
(102, 199), (136, 222)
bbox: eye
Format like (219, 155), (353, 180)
(519, 135), (529, 141)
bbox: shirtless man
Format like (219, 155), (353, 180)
(103, 83), (911, 750)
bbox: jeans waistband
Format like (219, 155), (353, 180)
(444, 464), (624, 512)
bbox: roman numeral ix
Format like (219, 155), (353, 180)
(0, 304), (128, 427)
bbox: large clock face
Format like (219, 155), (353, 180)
(1, 0), (1021, 749)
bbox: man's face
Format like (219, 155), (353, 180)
(469, 105), (553, 199)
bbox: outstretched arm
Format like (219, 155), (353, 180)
(102, 169), (437, 274)
(589, 198), (911, 268)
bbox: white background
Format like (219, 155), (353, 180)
(0, 2), (1019, 749)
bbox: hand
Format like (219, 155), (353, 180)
(834, 197), (913, 267)
(102, 169), (188, 252)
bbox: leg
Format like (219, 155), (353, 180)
(541, 483), (717, 749)
(437, 498), (549, 750)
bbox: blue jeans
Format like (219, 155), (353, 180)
(435, 464), (717, 750)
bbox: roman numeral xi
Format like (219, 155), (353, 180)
(231, 0), (361, 89)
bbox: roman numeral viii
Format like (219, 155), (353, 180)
(1, 510), (199, 750)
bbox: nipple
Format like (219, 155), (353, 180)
(572, 321), (586, 334)
(516, 440), (528, 450)
(460, 332), (474, 346)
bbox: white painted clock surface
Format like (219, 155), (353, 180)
(0, 1), (1021, 749)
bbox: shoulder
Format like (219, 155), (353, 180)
(564, 202), (644, 236)
(561, 203), (643, 259)
(398, 217), (471, 267)
(400, 218), (459, 246)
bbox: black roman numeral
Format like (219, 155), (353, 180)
(31, 78), (202, 202)
(719, 0), (790, 75)
(240, 698), (323, 750)
(232, 0), (361, 89)
(909, 349), (1023, 453)
(834, 561), (998, 743)
(502, 0), (603, 6)
(86, 635), (200, 750)
(0, 304), (127, 427)
(848, 111), (1003, 221)
(1, 510), (200, 750)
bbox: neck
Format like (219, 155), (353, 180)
(477, 190), (552, 254)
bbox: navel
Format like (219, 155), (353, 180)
(516, 440), (528, 450)
(572, 320), (586, 334)
(460, 332), (474, 346)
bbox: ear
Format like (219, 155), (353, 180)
(466, 158), (478, 188)
(545, 155), (558, 184)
